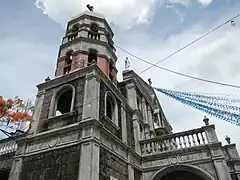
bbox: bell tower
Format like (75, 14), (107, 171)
(55, 9), (118, 84)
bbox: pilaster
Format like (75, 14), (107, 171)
(204, 125), (218, 143)
(141, 98), (148, 124)
(82, 70), (100, 120)
(121, 105), (128, 144)
(126, 83), (138, 110)
(78, 141), (100, 180)
(28, 90), (45, 135)
(133, 114), (141, 154)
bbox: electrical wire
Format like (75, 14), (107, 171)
(138, 11), (240, 74)
(115, 44), (240, 89)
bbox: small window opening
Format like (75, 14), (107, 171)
(137, 97), (141, 111)
(106, 32), (114, 48)
(68, 24), (79, 41)
(64, 50), (73, 74)
(88, 49), (97, 66)
(106, 96), (114, 119)
(109, 61), (114, 81)
(56, 90), (73, 116)
(88, 23), (100, 40)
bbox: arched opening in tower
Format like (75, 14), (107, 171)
(56, 90), (73, 116)
(160, 170), (206, 180)
(64, 50), (73, 74)
(88, 49), (98, 66)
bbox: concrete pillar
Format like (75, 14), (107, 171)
(82, 70), (100, 120)
(8, 158), (23, 180)
(133, 114), (141, 154)
(121, 105), (128, 144)
(28, 90), (45, 135)
(78, 141), (100, 180)
(128, 165), (135, 180)
(141, 98), (148, 124)
(147, 106), (154, 131)
(204, 125), (218, 143)
(126, 83), (137, 110)
(153, 109), (162, 127)
(8, 140), (27, 180)
(213, 160), (232, 180)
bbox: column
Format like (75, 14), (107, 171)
(8, 140), (26, 180)
(141, 98), (148, 124)
(82, 70), (100, 121)
(133, 114), (141, 154)
(121, 105), (128, 144)
(203, 125), (218, 143)
(128, 165), (135, 180)
(126, 83), (137, 110)
(147, 107), (154, 132)
(78, 141), (100, 180)
(153, 109), (162, 127)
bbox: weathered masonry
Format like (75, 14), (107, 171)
(0, 9), (240, 180)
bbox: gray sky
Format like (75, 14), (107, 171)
(1, 0), (240, 149)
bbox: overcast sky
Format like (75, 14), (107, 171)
(1, 0), (240, 149)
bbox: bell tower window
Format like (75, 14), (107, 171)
(109, 60), (114, 81)
(64, 50), (73, 74)
(88, 23), (100, 40)
(68, 24), (79, 41)
(88, 49), (97, 66)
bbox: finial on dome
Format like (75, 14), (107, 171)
(87, 4), (94, 12)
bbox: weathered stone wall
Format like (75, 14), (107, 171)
(20, 144), (80, 180)
(99, 147), (128, 180)
(0, 153), (14, 171)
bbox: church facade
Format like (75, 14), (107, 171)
(0, 10), (240, 180)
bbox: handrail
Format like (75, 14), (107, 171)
(0, 138), (17, 155)
(139, 127), (208, 156)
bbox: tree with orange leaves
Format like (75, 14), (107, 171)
(0, 96), (33, 133)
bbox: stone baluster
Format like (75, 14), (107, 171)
(183, 136), (187, 148)
(197, 133), (201, 145)
(192, 134), (196, 146)
(179, 137), (183, 149)
(188, 135), (191, 147)
(201, 132), (206, 144)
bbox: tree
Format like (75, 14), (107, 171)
(0, 96), (33, 135)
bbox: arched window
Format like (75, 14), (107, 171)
(88, 23), (100, 40)
(68, 24), (79, 41)
(64, 50), (74, 74)
(105, 91), (118, 125)
(88, 49), (98, 66)
(49, 84), (76, 117)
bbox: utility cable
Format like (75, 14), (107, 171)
(115, 44), (240, 89)
(138, 11), (240, 74)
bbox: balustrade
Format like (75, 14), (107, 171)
(140, 127), (208, 156)
(0, 138), (17, 155)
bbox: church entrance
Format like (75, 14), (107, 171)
(152, 165), (214, 180)
(160, 170), (206, 180)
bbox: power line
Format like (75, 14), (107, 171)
(138, 11), (240, 74)
(115, 44), (240, 89)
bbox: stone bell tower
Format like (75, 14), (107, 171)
(55, 10), (117, 84)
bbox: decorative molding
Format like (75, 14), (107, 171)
(48, 137), (60, 148)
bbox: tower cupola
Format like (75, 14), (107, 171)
(55, 9), (117, 84)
